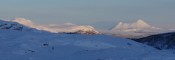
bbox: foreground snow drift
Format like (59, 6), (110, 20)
(0, 30), (174, 60)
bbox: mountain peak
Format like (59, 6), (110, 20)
(12, 18), (33, 26)
(113, 22), (129, 30)
(136, 20), (149, 25)
(112, 19), (155, 31)
(136, 19), (145, 23)
(131, 19), (151, 29)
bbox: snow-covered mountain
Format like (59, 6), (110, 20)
(12, 18), (99, 34)
(0, 19), (37, 32)
(0, 18), (175, 60)
(35, 24), (99, 34)
(111, 20), (161, 32)
(111, 20), (168, 38)
(12, 18), (33, 27)
(0, 28), (174, 60)
(112, 20), (153, 31)
(11, 18), (174, 38)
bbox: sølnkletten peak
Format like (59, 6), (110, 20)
(111, 20), (165, 38)
(112, 20), (153, 31)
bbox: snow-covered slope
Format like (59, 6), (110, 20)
(0, 19), (37, 32)
(12, 18), (99, 34)
(0, 29), (174, 60)
(133, 32), (175, 50)
(111, 20), (168, 38)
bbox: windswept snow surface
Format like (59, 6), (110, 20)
(0, 30), (174, 60)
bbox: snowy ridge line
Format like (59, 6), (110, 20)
(12, 18), (100, 34)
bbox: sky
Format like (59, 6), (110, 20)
(0, 0), (175, 29)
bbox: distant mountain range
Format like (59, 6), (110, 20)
(1, 18), (174, 38)
(110, 20), (174, 38)
(112, 20), (155, 31)
(12, 18), (100, 34)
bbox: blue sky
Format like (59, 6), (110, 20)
(0, 0), (175, 29)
